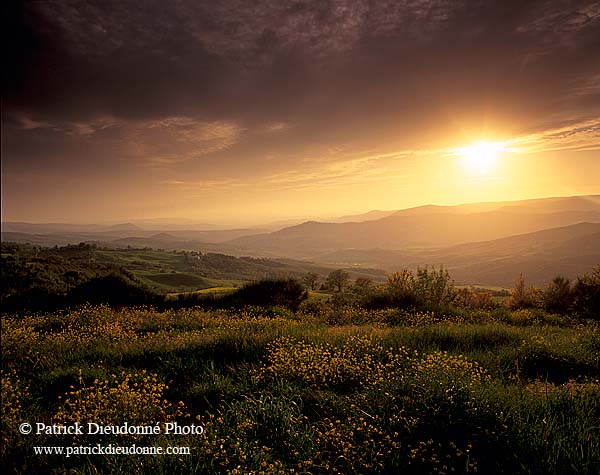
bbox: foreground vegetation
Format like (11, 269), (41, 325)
(3, 304), (599, 474)
(3, 242), (598, 473)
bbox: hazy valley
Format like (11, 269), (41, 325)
(4, 194), (599, 287)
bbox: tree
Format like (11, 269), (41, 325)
(302, 272), (320, 290)
(362, 269), (418, 310)
(326, 269), (350, 292)
(412, 265), (456, 310)
(387, 270), (413, 295)
(542, 276), (573, 314)
(353, 277), (373, 295)
(509, 273), (538, 309)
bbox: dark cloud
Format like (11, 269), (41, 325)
(2, 0), (599, 175)
(4, 1), (598, 112)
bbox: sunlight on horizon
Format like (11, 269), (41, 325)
(454, 140), (510, 175)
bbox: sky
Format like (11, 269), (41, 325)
(2, 0), (600, 225)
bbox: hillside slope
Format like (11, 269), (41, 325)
(228, 195), (600, 258)
(318, 222), (600, 286)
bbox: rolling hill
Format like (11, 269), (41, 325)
(227, 195), (600, 258)
(3, 195), (599, 286)
(317, 222), (600, 287)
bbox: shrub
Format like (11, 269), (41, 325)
(387, 269), (413, 294)
(572, 266), (600, 319)
(363, 272), (405, 311)
(232, 278), (308, 311)
(167, 278), (308, 311)
(456, 287), (497, 310)
(412, 266), (457, 311)
(353, 277), (373, 295)
(297, 298), (325, 316)
(68, 274), (157, 307)
(542, 276), (573, 314)
(0, 286), (65, 312)
(362, 289), (417, 310)
(509, 274), (540, 309)
(363, 266), (456, 312)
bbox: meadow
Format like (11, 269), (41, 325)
(2, 304), (599, 474)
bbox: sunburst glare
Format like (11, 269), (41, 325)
(455, 140), (508, 175)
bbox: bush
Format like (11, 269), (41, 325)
(231, 278), (308, 311)
(362, 266), (456, 312)
(542, 276), (573, 314)
(572, 266), (600, 319)
(0, 286), (66, 312)
(509, 274), (540, 309)
(362, 289), (417, 310)
(456, 287), (497, 310)
(68, 274), (157, 306)
(167, 278), (308, 311)
(412, 266), (457, 311)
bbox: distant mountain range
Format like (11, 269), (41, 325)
(318, 222), (600, 287)
(0, 225), (268, 246)
(330, 209), (397, 222)
(228, 195), (600, 257)
(2, 194), (599, 286)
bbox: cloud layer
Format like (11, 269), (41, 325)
(3, 0), (599, 221)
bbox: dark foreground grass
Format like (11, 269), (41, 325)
(2, 305), (599, 474)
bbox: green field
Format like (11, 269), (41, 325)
(166, 286), (239, 300)
(2, 306), (599, 474)
(0, 243), (389, 304)
(92, 248), (386, 291)
(307, 290), (332, 301)
(187, 286), (239, 295)
(136, 271), (220, 289)
(94, 249), (190, 270)
(92, 249), (243, 292)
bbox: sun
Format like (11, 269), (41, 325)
(456, 140), (506, 175)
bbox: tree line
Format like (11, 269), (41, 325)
(2, 242), (598, 318)
(300, 265), (599, 318)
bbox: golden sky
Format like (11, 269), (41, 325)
(3, 1), (599, 225)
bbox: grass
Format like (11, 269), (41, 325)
(307, 290), (331, 301)
(168, 286), (239, 296)
(2, 306), (599, 474)
(95, 249), (189, 270)
(138, 272), (215, 288)
(95, 250), (235, 292)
